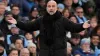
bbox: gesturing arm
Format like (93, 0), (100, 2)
(16, 19), (40, 32)
(7, 17), (40, 32)
(63, 18), (90, 33)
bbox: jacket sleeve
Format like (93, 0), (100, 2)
(16, 18), (40, 32)
(63, 18), (85, 33)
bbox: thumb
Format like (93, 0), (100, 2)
(85, 20), (90, 24)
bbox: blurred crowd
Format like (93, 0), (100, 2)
(0, 0), (99, 56)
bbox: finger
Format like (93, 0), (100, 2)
(8, 20), (11, 22)
(86, 20), (90, 23)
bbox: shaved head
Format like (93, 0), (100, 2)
(46, 0), (57, 15)
(47, 0), (57, 6)
(20, 48), (30, 56)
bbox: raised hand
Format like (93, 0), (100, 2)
(83, 20), (90, 29)
(7, 17), (17, 24)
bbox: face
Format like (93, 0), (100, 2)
(25, 33), (33, 40)
(90, 17), (97, 28)
(71, 38), (80, 45)
(20, 49), (30, 56)
(70, 16), (77, 23)
(5, 14), (13, 22)
(9, 50), (18, 56)
(0, 4), (6, 15)
(64, 0), (72, 7)
(79, 30), (86, 36)
(76, 8), (84, 18)
(63, 9), (70, 18)
(0, 46), (4, 53)
(81, 43), (90, 51)
(39, 0), (46, 7)
(90, 21), (97, 28)
(2, 0), (8, 6)
(12, 7), (20, 15)
(73, 0), (78, 3)
(15, 39), (23, 51)
(88, 7), (94, 13)
(31, 10), (38, 17)
(58, 8), (63, 12)
(11, 27), (19, 34)
(28, 46), (36, 53)
(97, 29), (100, 35)
(46, 1), (57, 15)
(91, 36), (100, 46)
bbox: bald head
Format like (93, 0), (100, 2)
(46, 0), (57, 15)
(20, 48), (30, 56)
(47, 0), (57, 5)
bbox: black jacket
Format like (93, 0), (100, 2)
(16, 11), (84, 56)
(0, 19), (11, 36)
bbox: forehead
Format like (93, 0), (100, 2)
(21, 49), (29, 53)
(16, 39), (22, 42)
(82, 43), (90, 45)
(70, 16), (76, 19)
(76, 8), (83, 11)
(12, 7), (19, 9)
(47, 1), (57, 6)
(11, 50), (18, 53)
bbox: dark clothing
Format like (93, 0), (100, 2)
(90, 43), (100, 52)
(13, 15), (22, 21)
(0, 20), (11, 36)
(38, 5), (46, 16)
(96, 0), (100, 9)
(70, 41), (80, 54)
(74, 48), (94, 56)
(16, 11), (84, 56)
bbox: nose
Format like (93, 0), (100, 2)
(50, 7), (53, 11)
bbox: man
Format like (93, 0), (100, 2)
(0, 2), (6, 23)
(11, 5), (22, 21)
(90, 33), (100, 52)
(74, 38), (94, 56)
(0, 2), (7, 34)
(63, 0), (74, 13)
(75, 7), (88, 23)
(14, 38), (24, 51)
(38, 0), (46, 16)
(69, 33), (81, 54)
(7, 0), (90, 56)
(8, 49), (18, 56)
(20, 48), (30, 56)
(0, 11), (13, 35)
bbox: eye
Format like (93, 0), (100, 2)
(52, 5), (55, 7)
(47, 5), (51, 8)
